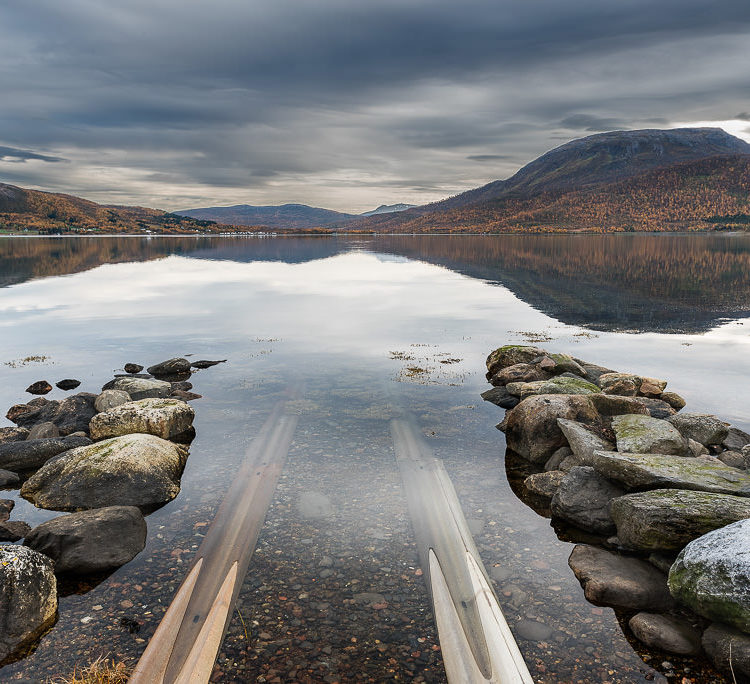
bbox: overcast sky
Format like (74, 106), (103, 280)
(1, 0), (750, 213)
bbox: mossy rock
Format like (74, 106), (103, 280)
(486, 345), (545, 375)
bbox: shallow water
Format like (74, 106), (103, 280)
(0, 234), (748, 682)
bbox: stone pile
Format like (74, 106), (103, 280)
(483, 344), (750, 679)
(0, 356), (223, 662)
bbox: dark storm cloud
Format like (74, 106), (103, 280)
(0, 0), (749, 210)
(0, 146), (66, 163)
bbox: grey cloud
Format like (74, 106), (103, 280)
(558, 115), (627, 132)
(467, 155), (513, 162)
(0, 146), (66, 163)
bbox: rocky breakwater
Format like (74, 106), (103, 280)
(0, 356), (224, 663)
(483, 344), (750, 680)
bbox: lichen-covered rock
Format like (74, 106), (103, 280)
(551, 466), (625, 534)
(611, 414), (688, 456)
(611, 489), (750, 551)
(702, 623), (750, 680)
(110, 377), (172, 401)
(20, 433), (189, 511)
(489, 363), (549, 387)
(628, 612), (701, 655)
(89, 398), (194, 441)
(0, 545), (57, 662)
(5, 393), (97, 436)
(557, 419), (613, 467)
(486, 345), (545, 376)
(545, 353), (586, 377)
(599, 372), (642, 396)
(94, 389), (131, 413)
(568, 544), (674, 611)
(667, 413), (730, 447)
(523, 470), (566, 499)
(507, 376), (601, 400)
(589, 451), (750, 496)
(0, 434), (91, 472)
(146, 357), (192, 377)
(669, 519), (750, 633)
(504, 394), (601, 464)
(24, 506), (147, 574)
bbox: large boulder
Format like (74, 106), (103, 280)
(556, 419), (614, 467)
(611, 414), (688, 456)
(24, 506), (147, 574)
(599, 373), (642, 397)
(506, 376), (601, 400)
(490, 363), (549, 387)
(0, 545), (57, 662)
(146, 357), (192, 377)
(551, 466), (625, 534)
(702, 623), (750, 681)
(110, 377), (172, 400)
(89, 398), (194, 441)
(5, 393), (97, 436)
(667, 413), (730, 447)
(610, 489), (750, 551)
(486, 345), (545, 376)
(668, 519), (750, 633)
(628, 612), (702, 656)
(0, 434), (91, 472)
(588, 394), (650, 417)
(21, 433), (189, 511)
(589, 451), (750, 496)
(568, 544), (674, 611)
(723, 427), (750, 452)
(504, 395), (601, 464)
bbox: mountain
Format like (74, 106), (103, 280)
(0, 182), (227, 234)
(348, 128), (750, 232)
(360, 203), (416, 217)
(175, 203), (356, 229)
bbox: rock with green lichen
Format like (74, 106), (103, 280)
(507, 376), (602, 400)
(20, 433), (188, 512)
(546, 353), (586, 377)
(89, 398), (194, 441)
(669, 519), (750, 634)
(589, 451), (750, 496)
(611, 489), (750, 551)
(612, 414), (688, 455)
(486, 345), (545, 376)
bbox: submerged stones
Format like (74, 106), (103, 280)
(628, 612), (702, 656)
(0, 545), (57, 663)
(89, 397), (195, 441)
(21, 433), (189, 511)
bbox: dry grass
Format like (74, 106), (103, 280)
(52, 655), (131, 684)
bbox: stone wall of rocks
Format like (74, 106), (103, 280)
(0, 356), (223, 664)
(483, 344), (750, 680)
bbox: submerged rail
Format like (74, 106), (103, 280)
(129, 401), (298, 684)
(391, 414), (533, 683)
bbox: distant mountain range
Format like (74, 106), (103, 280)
(2, 128), (749, 234)
(175, 202), (416, 229)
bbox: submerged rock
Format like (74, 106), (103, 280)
(702, 623), (750, 681)
(589, 451), (750, 496)
(668, 519), (750, 633)
(667, 413), (729, 447)
(611, 414), (688, 456)
(147, 357), (192, 377)
(0, 545), (57, 663)
(628, 612), (701, 656)
(610, 489), (750, 551)
(0, 434), (91, 472)
(21, 433), (188, 511)
(110, 377), (172, 400)
(551, 466), (624, 534)
(6, 393), (97, 436)
(89, 398), (194, 441)
(25, 506), (147, 575)
(297, 491), (334, 519)
(568, 544), (674, 611)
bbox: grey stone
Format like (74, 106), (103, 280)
(668, 519), (750, 633)
(702, 623), (750, 681)
(668, 413), (730, 447)
(551, 466), (625, 534)
(0, 469), (20, 487)
(557, 418), (613, 466)
(6, 393), (97, 436)
(612, 414), (688, 456)
(110, 377), (172, 400)
(724, 427), (750, 452)
(123, 363), (143, 374)
(89, 398), (194, 441)
(0, 520), (32, 541)
(515, 619), (554, 642)
(27, 422), (60, 440)
(20, 433), (189, 511)
(687, 438), (709, 457)
(0, 498), (12, 521)
(490, 363), (549, 387)
(146, 357), (192, 377)
(589, 450), (750, 496)
(628, 612), (701, 655)
(0, 434), (92, 472)
(568, 544), (674, 611)
(94, 389), (131, 413)
(480, 386), (519, 409)
(648, 552), (677, 574)
(544, 446), (572, 472)
(633, 397), (677, 420)
(524, 470), (566, 499)
(506, 376), (601, 399)
(719, 450), (750, 470)
(611, 489), (750, 552)
(25, 506), (147, 574)
(0, 545), (57, 662)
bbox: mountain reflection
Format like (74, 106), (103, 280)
(1, 233), (748, 333)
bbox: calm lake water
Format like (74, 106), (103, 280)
(0, 234), (748, 682)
